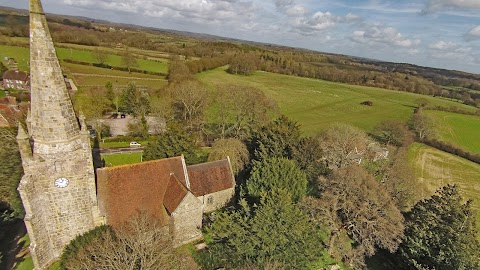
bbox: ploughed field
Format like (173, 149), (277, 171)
(409, 143), (480, 230)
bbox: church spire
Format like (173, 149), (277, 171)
(29, 0), (80, 144)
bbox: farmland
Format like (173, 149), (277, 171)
(199, 68), (474, 136)
(0, 44), (168, 89)
(409, 143), (480, 229)
(424, 110), (480, 155)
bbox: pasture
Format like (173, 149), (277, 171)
(63, 63), (167, 89)
(198, 68), (473, 135)
(0, 44), (168, 75)
(425, 110), (480, 155)
(408, 143), (480, 229)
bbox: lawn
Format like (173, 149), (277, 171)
(102, 152), (143, 166)
(0, 45), (30, 71)
(408, 143), (480, 230)
(424, 110), (480, 155)
(198, 68), (473, 136)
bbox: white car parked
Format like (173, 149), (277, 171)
(129, 141), (141, 147)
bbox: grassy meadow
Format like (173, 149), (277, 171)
(425, 110), (480, 155)
(101, 152), (143, 166)
(408, 143), (480, 229)
(198, 68), (473, 136)
(0, 45), (168, 89)
(63, 63), (167, 89)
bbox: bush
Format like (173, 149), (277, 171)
(361, 101), (373, 106)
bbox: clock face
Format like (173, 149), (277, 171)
(54, 177), (69, 188)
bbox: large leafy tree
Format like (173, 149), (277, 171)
(396, 184), (480, 270)
(206, 190), (324, 269)
(143, 124), (199, 164)
(301, 165), (404, 268)
(247, 158), (307, 202)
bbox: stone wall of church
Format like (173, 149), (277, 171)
(18, 135), (102, 269)
(171, 192), (203, 247)
(197, 188), (235, 213)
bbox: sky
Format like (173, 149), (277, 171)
(1, 0), (480, 74)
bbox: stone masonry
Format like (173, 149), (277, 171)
(17, 1), (103, 269)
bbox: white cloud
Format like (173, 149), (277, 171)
(428, 40), (473, 62)
(465, 25), (480, 41)
(429, 40), (458, 50)
(63, 0), (256, 23)
(292, 11), (337, 34)
(351, 25), (420, 48)
(286, 5), (308, 17)
(423, 0), (480, 13)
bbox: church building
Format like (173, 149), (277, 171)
(17, 1), (236, 269)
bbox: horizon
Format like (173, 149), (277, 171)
(0, 0), (479, 74)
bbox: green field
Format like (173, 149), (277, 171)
(0, 45), (168, 74)
(63, 63), (167, 89)
(425, 110), (480, 155)
(102, 152), (143, 166)
(0, 45), (30, 71)
(408, 143), (480, 229)
(198, 68), (473, 135)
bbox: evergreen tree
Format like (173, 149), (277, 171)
(249, 116), (301, 162)
(247, 158), (307, 202)
(396, 185), (480, 270)
(143, 124), (199, 164)
(207, 190), (324, 269)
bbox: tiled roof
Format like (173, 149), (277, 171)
(0, 104), (20, 127)
(96, 156), (187, 227)
(163, 175), (188, 214)
(2, 70), (29, 81)
(96, 156), (235, 227)
(187, 159), (235, 197)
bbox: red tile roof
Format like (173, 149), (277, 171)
(96, 156), (235, 227)
(97, 156), (187, 227)
(187, 159), (235, 197)
(164, 175), (188, 214)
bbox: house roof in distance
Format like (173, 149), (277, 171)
(2, 70), (29, 81)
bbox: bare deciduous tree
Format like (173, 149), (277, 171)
(318, 123), (372, 169)
(216, 84), (277, 139)
(411, 113), (435, 140)
(62, 212), (189, 270)
(170, 80), (209, 132)
(208, 138), (249, 174)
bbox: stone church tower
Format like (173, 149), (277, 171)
(17, 0), (103, 268)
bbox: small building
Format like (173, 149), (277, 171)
(96, 156), (235, 246)
(2, 70), (30, 91)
